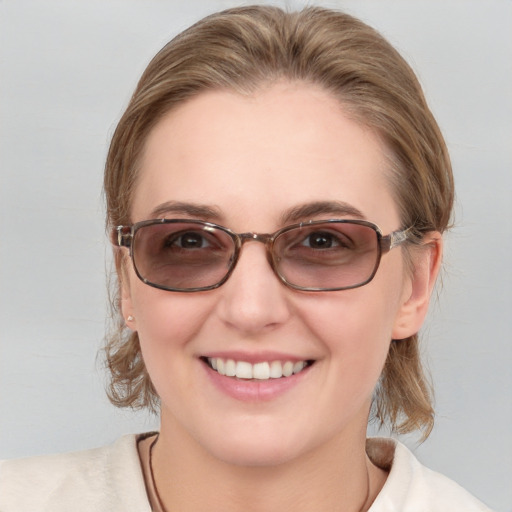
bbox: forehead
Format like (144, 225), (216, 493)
(133, 82), (399, 230)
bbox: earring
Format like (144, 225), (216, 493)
(127, 315), (134, 322)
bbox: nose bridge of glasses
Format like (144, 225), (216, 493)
(236, 232), (276, 267)
(238, 232), (273, 245)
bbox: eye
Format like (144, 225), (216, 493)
(300, 231), (349, 249)
(166, 230), (212, 249)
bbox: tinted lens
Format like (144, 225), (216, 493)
(273, 222), (379, 290)
(132, 222), (235, 290)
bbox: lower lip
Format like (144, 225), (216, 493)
(202, 361), (312, 402)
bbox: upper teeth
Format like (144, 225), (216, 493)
(207, 358), (308, 380)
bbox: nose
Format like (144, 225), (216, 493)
(216, 242), (292, 334)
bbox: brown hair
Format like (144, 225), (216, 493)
(104, 5), (453, 437)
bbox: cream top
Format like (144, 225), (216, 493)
(0, 434), (493, 511)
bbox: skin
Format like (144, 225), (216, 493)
(121, 82), (441, 511)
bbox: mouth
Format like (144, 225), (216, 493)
(201, 357), (314, 381)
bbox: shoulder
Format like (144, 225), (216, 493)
(0, 434), (152, 512)
(367, 438), (493, 512)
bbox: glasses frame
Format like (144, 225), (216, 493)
(115, 218), (411, 293)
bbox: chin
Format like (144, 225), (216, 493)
(194, 418), (329, 469)
(206, 437), (301, 468)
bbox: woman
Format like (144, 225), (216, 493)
(0, 5), (493, 511)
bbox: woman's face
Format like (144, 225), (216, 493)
(122, 82), (429, 466)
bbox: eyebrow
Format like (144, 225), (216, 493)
(149, 199), (365, 226)
(150, 201), (223, 221)
(280, 200), (366, 224)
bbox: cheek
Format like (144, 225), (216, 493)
(130, 283), (214, 359)
(298, 261), (406, 380)
(309, 297), (396, 421)
(302, 286), (401, 351)
(129, 285), (221, 408)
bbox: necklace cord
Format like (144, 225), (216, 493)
(149, 434), (168, 512)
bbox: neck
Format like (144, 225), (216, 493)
(151, 411), (385, 512)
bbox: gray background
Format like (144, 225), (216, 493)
(1, 1), (511, 510)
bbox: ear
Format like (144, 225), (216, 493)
(392, 232), (443, 340)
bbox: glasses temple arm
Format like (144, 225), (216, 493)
(381, 227), (413, 252)
(114, 226), (133, 248)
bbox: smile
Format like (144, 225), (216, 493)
(204, 357), (313, 380)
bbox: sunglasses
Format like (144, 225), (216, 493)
(115, 219), (410, 292)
